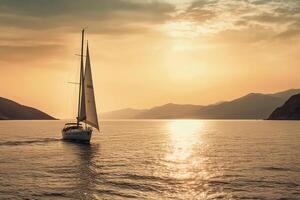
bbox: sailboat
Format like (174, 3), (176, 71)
(62, 29), (99, 143)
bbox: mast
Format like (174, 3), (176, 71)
(77, 29), (85, 125)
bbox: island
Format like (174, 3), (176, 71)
(268, 94), (300, 120)
(0, 97), (55, 120)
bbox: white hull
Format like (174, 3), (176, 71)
(62, 128), (92, 143)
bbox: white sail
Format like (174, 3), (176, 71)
(82, 43), (99, 130)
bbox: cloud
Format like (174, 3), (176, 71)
(0, 0), (177, 64)
(276, 21), (300, 39)
(0, 44), (64, 63)
(0, 0), (175, 34)
(0, 27), (67, 65)
(171, 0), (300, 41)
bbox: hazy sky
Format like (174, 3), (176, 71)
(0, 0), (300, 118)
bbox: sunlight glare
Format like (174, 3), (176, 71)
(164, 21), (200, 38)
(164, 120), (203, 180)
(166, 120), (201, 161)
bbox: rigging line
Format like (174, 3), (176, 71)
(67, 55), (81, 120)
(73, 58), (80, 118)
(65, 64), (75, 120)
(68, 82), (80, 85)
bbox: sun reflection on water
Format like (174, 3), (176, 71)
(163, 120), (222, 198)
(166, 120), (201, 161)
(165, 120), (204, 181)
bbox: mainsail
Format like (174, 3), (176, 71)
(82, 43), (99, 130)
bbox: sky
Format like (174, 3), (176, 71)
(0, 0), (300, 119)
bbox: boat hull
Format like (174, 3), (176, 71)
(62, 128), (92, 143)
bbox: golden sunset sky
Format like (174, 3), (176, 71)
(0, 0), (300, 118)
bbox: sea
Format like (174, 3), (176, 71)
(0, 120), (299, 200)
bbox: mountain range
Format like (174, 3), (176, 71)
(0, 97), (55, 120)
(101, 89), (300, 119)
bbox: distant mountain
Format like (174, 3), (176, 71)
(0, 97), (55, 120)
(101, 108), (145, 119)
(136, 103), (203, 119)
(101, 89), (300, 119)
(193, 93), (284, 119)
(101, 104), (203, 119)
(268, 89), (300, 99)
(268, 94), (300, 120)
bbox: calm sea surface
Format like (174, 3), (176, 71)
(0, 120), (299, 200)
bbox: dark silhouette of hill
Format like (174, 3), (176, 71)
(101, 89), (300, 119)
(0, 97), (55, 120)
(268, 94), (300, 120)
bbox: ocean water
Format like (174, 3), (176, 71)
(0, 120), (299, 200)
